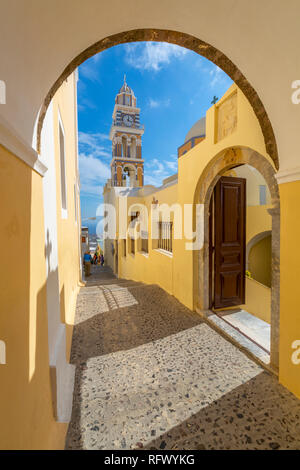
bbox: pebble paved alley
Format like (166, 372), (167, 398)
(65, 266), (300, 450)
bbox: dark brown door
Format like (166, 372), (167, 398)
(213, 176), (246, 309)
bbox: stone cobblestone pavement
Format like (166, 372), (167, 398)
(65, 267), (300, 450)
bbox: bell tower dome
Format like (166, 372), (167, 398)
(109, 76), (144, 187)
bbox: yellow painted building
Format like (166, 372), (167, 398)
(104, 84), (281, 379)
(0, 72), (81, 448)
(0, 1), (300, 448)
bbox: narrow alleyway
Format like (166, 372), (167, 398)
(66, 266), (300, 450)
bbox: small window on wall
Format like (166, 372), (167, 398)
(130, 237), (135, 255)
(259, 185), (267, 205)
(59, 119), (67, 216)
(141, 231), (148, 254)
(123, 239), (126, 257)
(158, 221), (173, 253)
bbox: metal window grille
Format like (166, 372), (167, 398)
(158, 221), (173, 253)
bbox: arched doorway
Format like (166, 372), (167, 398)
(122, 164), (136, 187)
(195, 147), (280, 371)
(35, 29), (278, 174)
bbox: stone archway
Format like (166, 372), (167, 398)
(36, 29), (278, 170)
(195, 147), (280, 371)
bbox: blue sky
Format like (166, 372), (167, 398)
(77, 42), (232, 224)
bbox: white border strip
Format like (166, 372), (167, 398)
(276, 166), (300, 184)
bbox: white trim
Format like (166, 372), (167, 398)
(111, 157), (144, 165)
(0, 113), (47, 176)
(110, 125), (144, 139)
(0, 340), (6, 364)
(275, 166), (300, 184)
(154, 248), (173, 258)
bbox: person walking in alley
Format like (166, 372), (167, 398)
(100, 254), (104, 266)
(83, 250), (92, 276)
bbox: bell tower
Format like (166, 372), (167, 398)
(109, 76), (144, 187)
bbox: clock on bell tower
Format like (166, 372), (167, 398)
(109, 76), (144, 187)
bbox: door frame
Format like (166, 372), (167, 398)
(195, 147), (280, 371)
(210, 176), (246, 309)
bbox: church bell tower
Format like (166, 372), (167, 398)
(109, 76), (144, 187)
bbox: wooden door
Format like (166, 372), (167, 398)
(213, 176), (246, 309)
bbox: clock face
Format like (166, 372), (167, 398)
(123, 114), (134, 126)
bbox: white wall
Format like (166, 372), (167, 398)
(40, 101), (75, 423)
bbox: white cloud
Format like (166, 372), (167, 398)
(124, 42), (188, 72)
(79, 61), (100, 82)
(78, 132), (111, 159)
(78, 132), (111, 195)
(144, 155), (178, 187)
(79, 152), (110, 196)
(209, 66), (224, 88)
(148, 98), (160, 108)
(148, 97), (170, 109)
(165, 160), (178, 172)
(78, 97), (98, 112)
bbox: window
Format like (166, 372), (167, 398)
(158, 221), (173, 253)
(130, 211), (139, 222)
(141, 231), (148, 253)
(122, 136), (127, 158)
(130, 237), (135, 255)
(59, 120), (67, 215)
(131, 138), (136, 158)
(123, 239), (126, 257)
(259, 185), (267, 205)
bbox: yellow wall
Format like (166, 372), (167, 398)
(0, 146), (67, 449)
(248, 235), (272, 287)
(111, 83), (300, 400)
(279, 181), (300, 398)
(0, 72), (81, 449)
(52, 74), (81, 359)
(116, 84), (274, 312)
(119, 183), (177, 296)
(244, 278), (271, 324)
(246, 205), (271, 243)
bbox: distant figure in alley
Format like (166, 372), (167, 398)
(84, 250), (92, 276)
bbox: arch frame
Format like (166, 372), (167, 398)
(194, 146), (280, 371)
(36, 28), (278, 170)
(122, 163), (137, 187)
